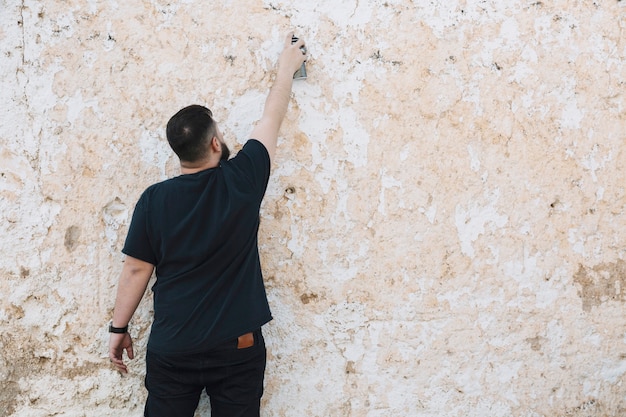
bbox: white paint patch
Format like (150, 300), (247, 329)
(378, 168), (402, 215)
(223, 90), (266, 143)
(331, 61), (363, 104)
(583, 332), (602, 347)
(496, 361), (522, 384)
(510, 61), (534, 84)
(103, 21), (117, 51)
(463, 73), (483, 113)
(66, 90), (100, 126)
(454, 365), (485, 397)
(568, 228), (585, 256)
(139, 129), (171, 179)
(593, 186), (603, 202)
(339, 108), (369, 167)
(581, 143), (610, 183)
(265, 0), (374, 29)
(399, 143), (410, 161)
(560, 100), (584, 130)
(535, 280), (562, 309)
(504, 247), (540, 290)
(455, 189), (508, 258)
(329, 261), (359, 283)
(39, 132), (68, 176)
(600, 360), (626, 384)
(420, 204), (438, 224)
(468, 144), (481, 172)
(257, 28), (283, 73)
(148, 0), (181, 27)
(86, 0), (99, 14)
(287, 222), (308, 258)
(102, 198), (129, 250)
(500, 17), (520, 46)
(422, 0), (463, 39)
(296, 100), (354, 194)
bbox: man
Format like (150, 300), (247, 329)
(108, 32), (307, 417)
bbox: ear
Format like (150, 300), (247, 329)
(210, 136), (220, 152)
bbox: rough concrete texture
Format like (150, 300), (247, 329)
(1, 0), (625, 416)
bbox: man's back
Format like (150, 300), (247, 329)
(122, 140), (272, 355)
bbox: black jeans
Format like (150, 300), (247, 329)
(144, 328), (266, 417)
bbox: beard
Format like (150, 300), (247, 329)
(220, 141), (231, 161)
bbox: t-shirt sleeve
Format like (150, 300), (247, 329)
(122, 194), (157, 265)
(229, 139), (271, 199)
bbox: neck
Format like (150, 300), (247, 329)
(180, 157), (220, 175)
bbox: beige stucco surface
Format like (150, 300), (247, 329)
(1, 0), (625, 416)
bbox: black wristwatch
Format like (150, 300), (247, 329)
(108, 321), (128, 334)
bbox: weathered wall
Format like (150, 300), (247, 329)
(1, 0), (625, 416)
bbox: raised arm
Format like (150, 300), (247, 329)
(250, 32), (307, 164)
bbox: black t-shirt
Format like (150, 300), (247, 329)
(122, 139), (273, 355)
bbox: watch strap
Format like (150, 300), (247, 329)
(108, 321), (128, 334)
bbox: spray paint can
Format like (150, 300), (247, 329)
(291, 35), (307, 80)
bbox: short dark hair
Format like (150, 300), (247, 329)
(166, 105), (217, 163)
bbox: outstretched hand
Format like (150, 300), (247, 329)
(109, 332), (134, 373)
(279, 31), (307, 76)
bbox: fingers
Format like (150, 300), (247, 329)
(293, 37), (305, 51)
(286, 31), (305, 50)
(109, 351), (129, 373)
(109, 333), (133, 373)
(285, 31), (294, 46)
(126, 344), (135, 360)
(277, 32), (307, 75)
(112, 360), (128, 373)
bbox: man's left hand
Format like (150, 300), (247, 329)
(109, 332), (134, 373)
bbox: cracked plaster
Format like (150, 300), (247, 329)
(1, 0), (626, 416)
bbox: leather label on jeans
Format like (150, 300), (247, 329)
(237, 332), (254, 349)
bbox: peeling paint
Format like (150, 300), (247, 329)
(2, 0), (626, 416)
